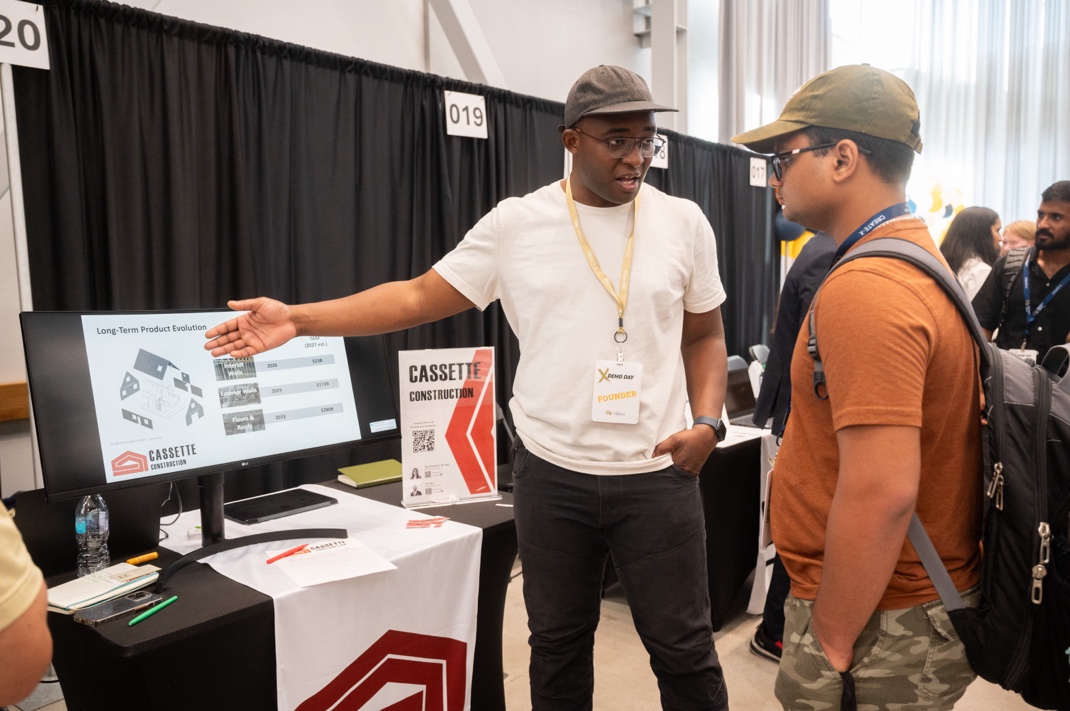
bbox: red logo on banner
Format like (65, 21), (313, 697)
(444, 347), (495, 495)
(111, 451), (148, 476)
(296, 630), (467, 711)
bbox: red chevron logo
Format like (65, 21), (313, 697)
(444, 347), (495, 495)
(296, 630), (467, 711)
(111, 451), (148, 476)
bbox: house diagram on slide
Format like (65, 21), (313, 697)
(118, 349), (205, 430)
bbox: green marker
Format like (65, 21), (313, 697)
(128, 595), (178, 626)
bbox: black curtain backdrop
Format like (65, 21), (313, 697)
(14, 0), (775, 498)
(645, 131), (777, 362)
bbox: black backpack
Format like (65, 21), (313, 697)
(809, 238), (1070, 710)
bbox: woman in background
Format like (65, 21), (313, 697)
(999, 219), (1036, 254)
(940, 206), (1001, 300)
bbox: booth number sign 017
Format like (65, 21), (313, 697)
(444, 91), (487, 139)
(0, 0), (49, 70)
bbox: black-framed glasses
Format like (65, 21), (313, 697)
(769, 143), (837, 180)
(573, 127), (666, 159)
(769, 142), (873, 180)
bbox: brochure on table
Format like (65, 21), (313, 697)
(399, 347), (499, 508)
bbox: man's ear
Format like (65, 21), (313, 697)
(829, 140), (863, 183)
(561, 127), (580, 155)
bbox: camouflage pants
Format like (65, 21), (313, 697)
(775, 588), (980, 710)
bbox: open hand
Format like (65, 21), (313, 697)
(204, 298), (298, 358)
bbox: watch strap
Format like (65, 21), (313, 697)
(693, 416), (726, 440)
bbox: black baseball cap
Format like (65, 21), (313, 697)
(562, 65), (677, 129)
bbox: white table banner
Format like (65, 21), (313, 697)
(162, 485), (482, 711)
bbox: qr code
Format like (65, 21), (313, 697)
(413, 429), (435, 453)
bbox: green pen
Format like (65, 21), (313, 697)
(128, 595), (178, 626)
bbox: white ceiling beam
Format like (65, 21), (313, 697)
(649, 0), (687, 133)
(427, 0), (506, 88)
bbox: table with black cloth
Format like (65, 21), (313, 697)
(700, 434), (763, 631)
(45, 481), (517, 711)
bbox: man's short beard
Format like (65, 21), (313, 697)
(1036, 232), (1070, 251)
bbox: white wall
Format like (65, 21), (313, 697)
(0, 110), (36, 497)
(114, 0), (651, 105)
(0, 0), (721, 495)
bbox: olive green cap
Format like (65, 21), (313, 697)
(732, 65), (923, 154)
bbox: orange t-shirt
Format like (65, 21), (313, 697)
(770, 218), (982, 609)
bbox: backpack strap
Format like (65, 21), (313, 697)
(908, 513), (966, 611)
(1042, 344), (1070, 394)
(995, 246), (1030, 336)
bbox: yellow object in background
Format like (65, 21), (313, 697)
(126, 551), (159, 565)
(337, 459), (403, 488)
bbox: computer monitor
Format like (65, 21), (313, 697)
(20, 310), (400, 549)
(724, 361), (757, 427)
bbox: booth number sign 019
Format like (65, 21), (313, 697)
(444, 91), (488, 139)
(0, 0), (49, 71)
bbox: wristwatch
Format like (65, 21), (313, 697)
(693, 416), (727, 443)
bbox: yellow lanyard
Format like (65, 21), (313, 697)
(565, 177), (639, 348)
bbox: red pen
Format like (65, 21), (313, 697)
(266, 543), (309, 564)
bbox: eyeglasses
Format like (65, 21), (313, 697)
(769, 143), (837, 181)
(573, 127), (666, 159)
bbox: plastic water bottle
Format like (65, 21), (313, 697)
(75, 494), (110, 577)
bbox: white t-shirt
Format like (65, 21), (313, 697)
(0, 502), (43, 633)
(434, 181), (726, 475)
(957, 256), (992, 301)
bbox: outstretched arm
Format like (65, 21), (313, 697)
(205, 269), (475, 358)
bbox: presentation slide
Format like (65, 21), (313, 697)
(81, 313), (361, 483)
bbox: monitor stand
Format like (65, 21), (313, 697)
(154, 472), (346, 592)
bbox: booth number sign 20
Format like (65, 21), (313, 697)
(0, 0), (49, 70)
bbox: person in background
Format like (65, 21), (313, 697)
(734, 64), (983, 710)
(972, 181), (1070, 362)
(999, 219), (1036, 254)
(938, 206), (1001, 300)
(204, 65), (730, 711)
(0, 500), (52, 707)
(749, 218), (836, 663)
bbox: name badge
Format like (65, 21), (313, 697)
(592, 360), (642, 424)
(1009, 348), (1039, 365)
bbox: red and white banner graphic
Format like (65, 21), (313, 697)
(296, 630), (467, 711)
(399, 347), (498, 508)
(161, 485), (481, 711)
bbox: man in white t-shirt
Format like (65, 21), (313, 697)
(205, 65), (730, 711)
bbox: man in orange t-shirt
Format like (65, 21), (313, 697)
(734, 65), (982, 710)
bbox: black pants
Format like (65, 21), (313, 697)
(761, 553), (791, 641)
(511, 442), (729, 711)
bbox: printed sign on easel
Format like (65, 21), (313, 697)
(399, 347), (498, 508)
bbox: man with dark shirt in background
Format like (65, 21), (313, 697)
(972, 181), (1070, 363)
